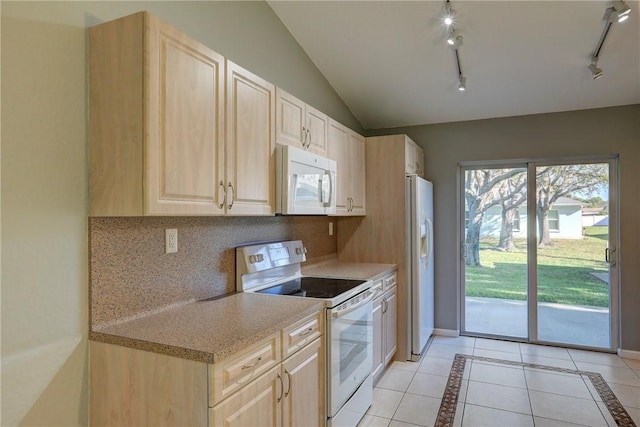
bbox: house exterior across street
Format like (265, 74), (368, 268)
(475, 197), (584, 239)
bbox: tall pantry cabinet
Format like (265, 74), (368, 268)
(89, 12), (275, 216)
(336, 134), (425, 362)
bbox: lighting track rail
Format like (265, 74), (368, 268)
(589, 0), (632, 80)
(443, 0), (466, 91)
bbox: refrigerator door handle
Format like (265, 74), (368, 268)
(420, 221), (428, 259)
(425, 218), (433, 261)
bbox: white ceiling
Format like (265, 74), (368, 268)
(268, 1), (640, 129)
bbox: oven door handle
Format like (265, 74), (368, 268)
(331, 292), (374, 319)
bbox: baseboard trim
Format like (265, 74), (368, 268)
(618, 348), (640, 360)
(433, 328), (459, 337)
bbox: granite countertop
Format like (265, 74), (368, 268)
(89, 292), (323, 364)
(302, 260), (397, 281)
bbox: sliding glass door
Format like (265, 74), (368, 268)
(460, 158), (618, 350)
(462, 166), (528, 338)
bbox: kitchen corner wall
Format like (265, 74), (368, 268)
(1, 2), (357, 426)
(90, 216), (336, 329)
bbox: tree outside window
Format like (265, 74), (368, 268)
(548, 210), (559, 231)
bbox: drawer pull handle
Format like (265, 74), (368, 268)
(241, 356), (262, 370)
(299, 327), (314, 338)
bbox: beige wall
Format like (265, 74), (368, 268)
(369, 104), (640, 351)
(1, 2), (356, 425)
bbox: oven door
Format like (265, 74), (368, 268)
(327, 293), (373, 417)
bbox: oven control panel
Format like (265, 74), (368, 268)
(236, 240), (307, 291)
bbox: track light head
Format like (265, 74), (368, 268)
(458, 75), (467, 91)
(589, 62), (603, 80)
(614, 0), (632, 22)
(444, 4), (455, 26)
(605, 1), (632, 23)
(447, 30), (463, 48)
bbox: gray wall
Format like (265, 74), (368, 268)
(1, 2), (358, 425)
(369, 104), (640, 351)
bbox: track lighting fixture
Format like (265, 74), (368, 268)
(589, 62), (603, 80)
(443, 1), (467, 92)
(607, 0), (632, 22)
(589, 0), (632, 80)
(458, 75), (467, 91)
(447, 29), (464, 48)
(444, 2), (455, 26)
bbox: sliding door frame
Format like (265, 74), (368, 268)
(459, 155), (619, 352)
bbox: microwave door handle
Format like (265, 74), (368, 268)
(326, 170), (333, 207)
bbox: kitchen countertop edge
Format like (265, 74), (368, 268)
(89, 293), (323, 364)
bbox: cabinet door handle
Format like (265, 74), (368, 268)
(284, 370), (292, 398)
(218, 180), (227, 209)
(241, 356), (262, 370)
(302, 126), (308, 148)
(277, 373), (284, 403)
(306, 129), (312, 148)
(228, 182), (235, 209)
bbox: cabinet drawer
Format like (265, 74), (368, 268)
(210, 364), (281, 427)
(383, 272), (397, 291)
(282, 311), (323, 359)
(210, 333), (280, 406)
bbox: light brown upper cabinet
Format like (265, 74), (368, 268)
(405, 138), (425, 178)
(225, 61), (276, 215)
(90, 12), (224, 215)
(327, 119), (366, 216)
(89, 12), (275, 216)
(275, 88), (328, 155)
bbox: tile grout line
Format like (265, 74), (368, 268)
(522, 358), (536, 427)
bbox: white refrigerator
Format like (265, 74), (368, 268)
(406, 176), (435, 361)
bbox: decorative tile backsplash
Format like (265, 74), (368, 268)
(89, 216), (337, 329)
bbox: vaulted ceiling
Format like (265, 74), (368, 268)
(269, 1), (640, 129)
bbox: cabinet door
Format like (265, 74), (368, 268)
(276, 88), (305, 150)
(282, 338), (324, 427)
(405, 140), (416, 175)
(211, 365), (281, 427)
(349, 131), (366, 215)
(372, 296), (384, 383)
(384, 287), (398, 366)
(146, 14), (225, 215)
(226, 60), (275, 215)
(415, 145), (425, 178)
(305, 104), (328, 155)
(327, 119), (351, 214)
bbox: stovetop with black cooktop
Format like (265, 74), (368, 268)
(255, 276), (367, 299)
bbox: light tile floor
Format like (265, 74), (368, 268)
(361, 336), (640, 427)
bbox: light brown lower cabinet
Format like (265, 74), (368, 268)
(90, 313), (324, 427)
(211, 337), (323, 427)
(372, 278), (398, 384)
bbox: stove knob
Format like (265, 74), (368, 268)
(296, 247), (303, 255)
(249, 255), (257, 264)
(257, 254), (264, 262)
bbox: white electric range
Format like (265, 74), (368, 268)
(236, 240), (376, 427)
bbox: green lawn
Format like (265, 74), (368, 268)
(465, 226), (610, 307)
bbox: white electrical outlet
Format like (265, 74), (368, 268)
(329, 222), (334, 236)
(165, 229), (178, 253)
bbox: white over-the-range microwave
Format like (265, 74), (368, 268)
(275, 144), (337, 215)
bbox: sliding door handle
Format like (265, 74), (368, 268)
(605, 247), (616, 266)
